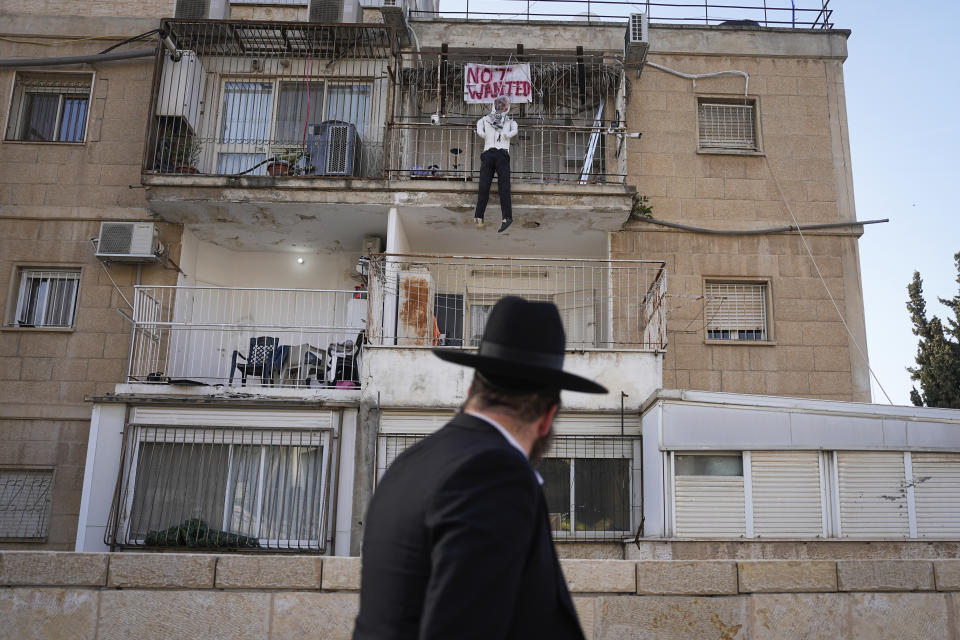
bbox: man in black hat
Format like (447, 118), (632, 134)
(353, 296), (606, 640)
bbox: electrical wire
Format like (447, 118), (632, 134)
(0, 34), (146, 46)
(763, 155), (894, 405)
(644, 60), (750, 97)
(99, 29), (159, 55)
(630, 217), (888, 235)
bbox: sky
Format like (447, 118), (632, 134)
(435, 0), (959, 405)
(842, 1), (960, 405)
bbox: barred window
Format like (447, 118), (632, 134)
(5, 73), (93, 142)
(705, 281), (769, 341)
(0, 469), (54, 539)
(117, 426), (331, 551)
(11, 268), (81, 328)
(697, 98), (758, 151)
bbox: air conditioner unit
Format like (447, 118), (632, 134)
(624, 13), (649, 68)
(306, 121), (362, 177)
(174, 0), (231, 19)
(156, 50), (206, 134)
(309, 0), (344, 22)
(362, 235), (383, 254)
(95, 222), (162, 263)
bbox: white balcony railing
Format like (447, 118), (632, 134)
(367, 254), (667, 350)
(128, 286), (367, 389)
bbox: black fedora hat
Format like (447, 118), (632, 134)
(432, 296), (608, 394)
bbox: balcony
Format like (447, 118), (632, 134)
(125, 255), (666, 396)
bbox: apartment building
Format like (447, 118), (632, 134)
(2, 0), (959, 559)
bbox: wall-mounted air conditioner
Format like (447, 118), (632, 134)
(174, 0), (231, 19)
(624, 13), (649, 68)
(155, 50), (206, 135)
(95, 222), (162, 263)
(306, 121), (362, 177)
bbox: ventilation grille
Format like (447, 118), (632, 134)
(175, 0), (211, 19)
(99, 222), (135, 254)
(629, 13), (648, 43)
(309, 0), (342, 22)
(326, 124), (349, 174)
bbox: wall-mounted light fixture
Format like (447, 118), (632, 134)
(297, 257), (305, 264)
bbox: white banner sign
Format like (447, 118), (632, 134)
(463, 63), (533, 104)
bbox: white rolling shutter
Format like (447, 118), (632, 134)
(751, 451), (824, 538)
(674, 476), (746, 538)
(912, 453), (960, 538)
(837, 452), (909, 538)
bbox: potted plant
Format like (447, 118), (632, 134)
(155, 123), (202, 174)
(267, 146), (310, 177)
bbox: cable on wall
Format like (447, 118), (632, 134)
(644, 60), (750, 98)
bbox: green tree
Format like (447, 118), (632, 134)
(906, 252), (960, 408)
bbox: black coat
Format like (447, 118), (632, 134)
(353, 412), (585, 640)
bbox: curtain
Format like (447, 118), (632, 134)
(276, 81), (324, 145)
(325, 84), (371, 138)
(220, 81), (273, 143)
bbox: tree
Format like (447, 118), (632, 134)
(906, 252), (960, 408)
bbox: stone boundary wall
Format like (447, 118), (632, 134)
(2, 552), (959, 638)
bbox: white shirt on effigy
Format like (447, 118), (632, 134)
(476, 115), (518, 152)
(465, 410), (544, 485)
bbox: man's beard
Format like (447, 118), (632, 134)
(529, 427), (555, 465)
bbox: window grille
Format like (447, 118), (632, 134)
(111, 425), (331, 552)
(377, 433), (640, 541)
(698, 99), (757, 151)
(0, 469), (53, 539)
(5, 73), (92, 142)
(11, 268), (81, 328)
(705, 281), (768, 341)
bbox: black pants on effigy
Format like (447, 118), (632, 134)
(474, 148), (512, 221)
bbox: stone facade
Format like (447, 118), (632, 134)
(0, 20), (181, 549)
(3, 552), (959, 639)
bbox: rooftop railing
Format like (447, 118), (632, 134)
(367, 254), (667, 350)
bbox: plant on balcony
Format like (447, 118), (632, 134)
(155, 122), (202, 174)
(629, 193), (654, 219)
(267, 146), (311, 177)
(144, 518), (261, 549)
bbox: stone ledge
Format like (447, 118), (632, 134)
(216, 556), (323, 590)
(637, 560), (738, 595)
(0, 552), (107, 587)
(837, 560), (935, 592)
(108, 553), (215, 589)
(738, 560), (838, 593)
(934, 560), (960, 591)
(321, 556), (361, 591)
(561, 560), (636, 593)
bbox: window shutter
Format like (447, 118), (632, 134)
(912, 453), (960, 538)
(705, 282), (767, 338)
(751, 451), (823, 538)
(837, 452), (909, 537)
(674, 475), (746, 538)
(698, 101), (756, 150)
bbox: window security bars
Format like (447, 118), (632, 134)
(415, 0), (833, 28)
(11, 268), (80, 328)
(0, 469), (53, 539)
(108, 425), (331, 552)
(5, 73), (92, 142)
(128, 286), (366, 388)
(389, 54), (625, 184)
(704, 281), (768, 341)
(368, 254), (667, 350)
(698, 100), (757, 150)
(147, 19), (397, 177)
(377, 434), (641, 540)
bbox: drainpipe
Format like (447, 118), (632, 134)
(0, 48), (157, 69)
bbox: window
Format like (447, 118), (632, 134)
(537, 437), (636, 538)
(11, 268), (80, 328)
(697, 98), (758, 151)
(5, 73), (92, 142)
(122, 426), (331, 551)
(704, 281), (769, 341)
(215, 79), (370, 176)
(0, 469), (53, 539)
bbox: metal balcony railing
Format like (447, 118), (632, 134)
(145, 19), (398, 178)
(367, 254), (667, 350)
(128, 286), (367, 389)
(389, 54), (627, 184)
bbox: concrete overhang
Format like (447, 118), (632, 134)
(88, 383), (361, 408)
(142, 175), (634, 256)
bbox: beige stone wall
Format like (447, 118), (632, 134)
(2, 552), (959, 639)
(622, 50), (869, 401)
(1, 0), (175, 18)
(0, 35), (181, 549)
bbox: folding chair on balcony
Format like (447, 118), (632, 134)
(229, 336), (280, 386)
